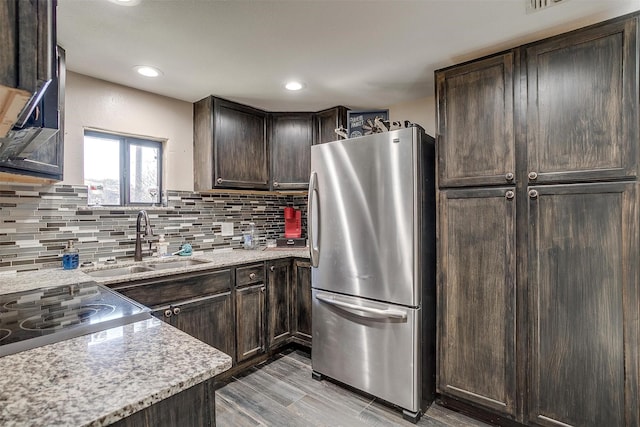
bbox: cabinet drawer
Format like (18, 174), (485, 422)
(114, 269), (232, 307)
(236, 263), (265, 286)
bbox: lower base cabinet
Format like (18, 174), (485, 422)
(154, 292), (235, 365)
(293, 260), (312, 345)
(235, 283), (266, 363)
(111, 379), (215, 427)
(267, 259), (292, 348)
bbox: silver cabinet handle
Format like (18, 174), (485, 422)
(505, 172), (514, 182)
(216, 177), (223, 184)
(505, 190), (515, 199)
(273, 181), (279, 187)
(308, 172), (320, 267)
(173, 307), (181, 315)
(164, 309), (172, 318)
(316, 293), (407, 321)
(249, 272), (257, 280)
(270, 265), (275, 272)
(529, 189), (539, 199)
(528, 171), (538, 181)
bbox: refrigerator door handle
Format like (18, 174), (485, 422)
(316, 293), (408, 321)
(308, 171), (320, 267)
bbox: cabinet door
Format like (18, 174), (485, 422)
(293, 259), (312, 344)
(313, 106), (348, 144)
(527, 182), (639, 427)
(235, 283), (266, 363)
(267, 259), (292, 348)
(270, 113), (313, 190)
(171, 292), (236, 365)
(214, 98), (269, 189)
(526, 18), (638, 184)
(437, 187), (517, 416)
(436, 53), (515, 188)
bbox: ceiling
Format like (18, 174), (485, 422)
(57, 0), (640, 112)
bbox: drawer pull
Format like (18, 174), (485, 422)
(249, 272), (257, 280)
(173, 307), (181, 316)
(164, 309), (172, 318)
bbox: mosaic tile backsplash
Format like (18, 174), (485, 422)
(0, 184), (308, 273)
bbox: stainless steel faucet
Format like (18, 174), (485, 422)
(134, 210), (154, 261)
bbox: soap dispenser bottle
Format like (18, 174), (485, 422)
(62, 240), (79, 270)
(157, 234), (169, 257)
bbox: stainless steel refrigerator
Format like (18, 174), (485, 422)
(308, 126), (436, 422)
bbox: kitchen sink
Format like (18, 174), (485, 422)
(85, 265), (155, 278)
(146, 259), (210, 270)
(84, 258), (211, 278)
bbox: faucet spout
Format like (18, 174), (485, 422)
(134, 210), (153, 261)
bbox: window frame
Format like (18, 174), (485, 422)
(84, 130), (163, 207)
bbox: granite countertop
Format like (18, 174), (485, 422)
(0, 247), (310, 294)
(0, 318), (231, 426)
(0, 248), (308, 426)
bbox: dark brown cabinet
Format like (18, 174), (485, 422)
(436, 53), (515, 188)
(270, 113), (313, 190)
(0, 0), (53, 95)
(526, 18), (638, 184)
(313, 106), (348, 144)
(112, 378), (215, 427)
(194, 96), (269, 190)
(114, 269), (235, 363)
(235, 283), (266, 363)
(164, 293), (235, 365)
(527, 182), (638, 427)
(436, 12), (640, 427)
(266, 259), (292, 348)
(437, 187), (516, 417)
(292, 259), (311, 345)
(0, 2), (64, 181)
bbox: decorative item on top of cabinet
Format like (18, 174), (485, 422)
(526, 17), (638, 184)
(313, 106), (349, 144)
(266, 259), (292, 348)
(235, 263), (266, 363)
(437, 186), (516, 418)
(436, 52), (514, 188)
(270, 113), (313, 190)
(193, 96), (269, 190)
(292, 259), (311, 345)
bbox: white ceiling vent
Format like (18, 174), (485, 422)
(527, 0), (568, 13)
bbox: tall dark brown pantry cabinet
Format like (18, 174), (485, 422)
(436, 12), (639, 427)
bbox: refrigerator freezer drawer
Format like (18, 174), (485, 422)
(311, 289), (421, 413)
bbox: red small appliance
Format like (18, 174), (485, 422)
(284, 207), (301, 238)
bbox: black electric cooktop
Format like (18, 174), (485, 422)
(0, 281), (151, 357)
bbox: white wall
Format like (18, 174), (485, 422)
(387, 95), (436, 137)
(63, 72), (194, 191)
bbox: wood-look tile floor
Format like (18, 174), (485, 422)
(215, 349), (491, 427)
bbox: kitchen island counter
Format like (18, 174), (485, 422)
(0, 316), (231, 426)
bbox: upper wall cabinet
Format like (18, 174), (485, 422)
(194, 96), (269, 190)
(436, 53), (515, 188)
(0, 1), (63, 182)
(526, 18), (638, 185)
(271, 113), (313, 190)
(313, 106), (348, 144)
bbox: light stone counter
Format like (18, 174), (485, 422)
(0, 247), (308, 426)
(0, 318), (231, 426)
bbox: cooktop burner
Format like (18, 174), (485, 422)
(0, 281), (151, 357)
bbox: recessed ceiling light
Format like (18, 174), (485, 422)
(109, 0), (141, 6)
(134, 65), (162, 78)
(285, 81), (304, 91)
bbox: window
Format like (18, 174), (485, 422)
(84, 131), (162, 206)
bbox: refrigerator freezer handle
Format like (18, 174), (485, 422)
(308, 171), (320, 267)
(316, 293), (408, 321)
